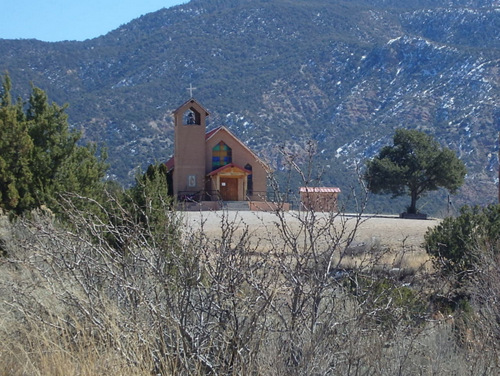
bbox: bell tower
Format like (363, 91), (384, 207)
(172, 97), (210, 197)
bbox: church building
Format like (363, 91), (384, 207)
(165, 98), (270, 208)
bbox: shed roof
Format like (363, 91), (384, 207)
(299, 187), (341, 193)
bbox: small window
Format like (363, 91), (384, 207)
(245, 164), (253, 195)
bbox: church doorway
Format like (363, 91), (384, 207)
(208, 163), (251, 202)
(220, 178), (239, 201)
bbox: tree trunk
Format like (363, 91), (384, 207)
(408, 191), (418, 214)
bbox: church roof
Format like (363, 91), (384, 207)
(165, 156), (175, 171)
(207, 163), (252, 176)
(205, 127), (220, 140)
(172, 98), (210, 116)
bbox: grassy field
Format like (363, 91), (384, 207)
(184, 211), (438, 247)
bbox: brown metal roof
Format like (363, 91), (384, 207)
(299, 187), (341, 193)
(165, 156), (175, 171)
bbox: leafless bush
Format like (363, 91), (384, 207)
(1, 192), (280, 375)
(455, 242), (500, 372)
(1, 163), (499, 374)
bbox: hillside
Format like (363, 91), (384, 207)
(0, 0), (498, 214)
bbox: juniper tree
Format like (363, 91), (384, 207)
(0, 75), (34, 212)
(364, 128), (466, 214)
(0, 74), (108, 214)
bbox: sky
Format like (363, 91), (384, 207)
(0, 0), (187, 42)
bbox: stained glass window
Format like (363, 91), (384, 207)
(212, 141), (232, 170)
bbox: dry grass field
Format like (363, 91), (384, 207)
(184, 210), (439, 272)
(184, 210), (437, 247)
(3, 206), (500, 375)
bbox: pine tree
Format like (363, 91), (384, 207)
(0, 74), (108, 214)
(0, 76), (34, 212)
(364, 129), (466, 215)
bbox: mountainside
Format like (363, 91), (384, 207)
(1, 0), (498, 213)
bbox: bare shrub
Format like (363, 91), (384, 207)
(1, 193), (280, 375)
(1, 156), (499, 374)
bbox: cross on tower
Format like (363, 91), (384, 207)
(187, 83), (197, 98)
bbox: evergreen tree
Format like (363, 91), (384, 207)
(129, 163), (179, 249)
(131, 163), (172, 225)
(0, 74), (108, 214)
(0, 76), (34, 212)
(364, 129), (466, 214)
(425, 204), (500, 284)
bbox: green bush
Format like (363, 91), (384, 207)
(350, 276), (427, 328)
(0, 74), (108, 215)
(425, 204), (500, 278)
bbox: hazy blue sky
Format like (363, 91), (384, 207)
(0, 0), (187, 42)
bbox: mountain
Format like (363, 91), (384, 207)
(1, 0), (498, 214)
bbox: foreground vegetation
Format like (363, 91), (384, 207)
(0, 75), (107, 215)
(1, 186), (500, 374)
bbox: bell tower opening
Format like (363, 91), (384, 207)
(184, 108), (201, 125)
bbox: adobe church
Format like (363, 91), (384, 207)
(166, 98), (271, 209)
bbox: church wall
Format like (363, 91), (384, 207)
(205, 130), (268, 200)
(174, 134), (206, 195)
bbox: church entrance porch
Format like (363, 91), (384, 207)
(208, 163), (251, 202)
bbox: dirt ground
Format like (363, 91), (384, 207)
(0, 209), (438, 275)
(183, 210), (439, 249)
(182, 210), (440, 273)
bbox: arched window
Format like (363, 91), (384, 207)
(183, 108), (200, 125)
(212, 141), (232, 170)
(245, 164), (253, 195)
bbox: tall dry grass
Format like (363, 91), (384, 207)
(1, 195), (499, 375)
